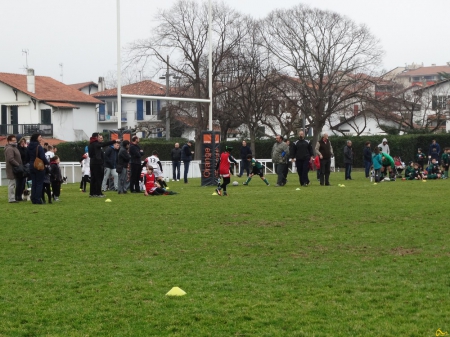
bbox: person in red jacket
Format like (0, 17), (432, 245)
(215, 146), (238, 196)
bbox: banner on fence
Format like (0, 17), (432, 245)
(201, 131), (220, 186)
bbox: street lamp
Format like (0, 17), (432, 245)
(159, 55), (180, 140)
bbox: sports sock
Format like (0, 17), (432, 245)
(245, 177), (252, 184)
(263, 178), (269, 185)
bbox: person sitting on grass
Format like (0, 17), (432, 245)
(243, 154), (270, 186)
(406, 162), (424, 180)
(215, 146), (238, 196)
(426, 158), (442, 179)
(143, 165), (177, 196)
(404, 161), (415, 180)
(441, 147), (449, 179)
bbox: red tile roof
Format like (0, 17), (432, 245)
(68, 81), (98, 90)
(45, 101), (80, 109)
(0, 137), (65, 148)
(397, 65), (450, 77)
(0, 72), (103, 104)
(93, 80), (166, 98)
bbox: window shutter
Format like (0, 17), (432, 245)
(137, 99), (143, 120)
(431, 95), (437, 111)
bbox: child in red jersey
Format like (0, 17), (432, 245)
(215, 146), (238, 196)
(143, 165), (177, 196)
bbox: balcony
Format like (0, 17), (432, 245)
(98, 112), (128, 123)
(0, 124), (53, 137)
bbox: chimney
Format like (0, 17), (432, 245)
(431, 63), (436, 67)
(98, 77), (105, 92)
(27, 68), (35, 93)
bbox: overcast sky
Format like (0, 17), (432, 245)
(1, 0), (449, 85)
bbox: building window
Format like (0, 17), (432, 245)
(432, 95), (449, 110)
(145, 100), (158, 115)
(41, 109), (51, 124)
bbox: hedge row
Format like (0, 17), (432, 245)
(2, 134), (450, 168)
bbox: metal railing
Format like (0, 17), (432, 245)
(0, 124), (53, 136)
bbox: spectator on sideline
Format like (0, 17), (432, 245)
(16, 137), (29, 200)
(363, 141), (372, 178)
(102, 142), (120, 191)
(238, 140), (252, 178)
(5, 135), (22, 203)
(315, 133), (334, 186)
(291, 130), (313, 187)
(88, 133), (118, 198)
(181, 140), (194, 184)
(129, 136), (144, 193)
(378, 138), (390, 155)
(117, 140), (131, 194)
(171, 142), (182, 181)
(343, 140), (354, 180)
(271, 135), (289, 187)
(27, 133), (49, 204)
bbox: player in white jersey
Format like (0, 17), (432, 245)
(145, 150), (168, 189)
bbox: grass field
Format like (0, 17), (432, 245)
(1, 171), (449, 337)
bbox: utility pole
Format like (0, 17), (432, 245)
(165, 55), (170, 140)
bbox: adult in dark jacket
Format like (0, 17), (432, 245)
(16, 137), (29, 200)
(117, 140), (131, 194)
(291, 130), (313, 186)
(428, 139), (441, 163)
(27, 133), (49, 204)
(238, 140), (252, 177)
(88, 132), (117, 197)
(181, 140), (194, 183)
(315, 133), (334, 186)
(129, 136), (144, 192)
(343, 140), (354, 180)
(171, 142), (182, 181)
(102, 142), (120, 191)
(363, 141), (372, 178)
(5, 135), (22, 203)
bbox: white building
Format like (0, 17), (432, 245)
(92, 80), (166, 137)
(0, 69), (103, 141)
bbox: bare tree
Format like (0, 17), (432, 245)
(261, 4), (383, 146)
(127, 0), (246, 157)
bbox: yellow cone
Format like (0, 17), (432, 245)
(166, 287), (186, 296)
(422, 180), (427, 182)
(212, 192), (218, 195)
(295, 188), (301, 190)
(105, 199), (112, 202)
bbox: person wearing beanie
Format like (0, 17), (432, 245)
(181, 140), (194, 183)
(215, 146), (238, 196)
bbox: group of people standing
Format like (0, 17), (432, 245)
(5, 133), (63, 204)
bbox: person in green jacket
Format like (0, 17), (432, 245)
(243, 155), (270, 186)
(381, 150), (395, 180)
(441, 148), (449, 179)
(404, 161), (415, 180)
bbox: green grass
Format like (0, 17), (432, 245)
(1, 171), (449, 336)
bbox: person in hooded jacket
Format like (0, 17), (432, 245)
(88, 132), (118, 198)
(27, 133), (49, 204)
(117, 140), (131, 194)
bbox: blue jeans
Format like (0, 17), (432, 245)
(345, 163), (352, 179)
(183, 161), (190, 183)
(30, 169), (45, 204)
(172, 161), (181, 180)
(364, 160), (371, 178)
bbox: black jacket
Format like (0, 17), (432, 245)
(171, 147), (182, 162)
(363, 147), (372, 162)
(88, 137), (116, 166)
(104, 146), (118, 169)
(240, 145), (252, 160)
(181, 144), (192, 161)
(129, 143), (143, 165)
(291, 138), (313, 161)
